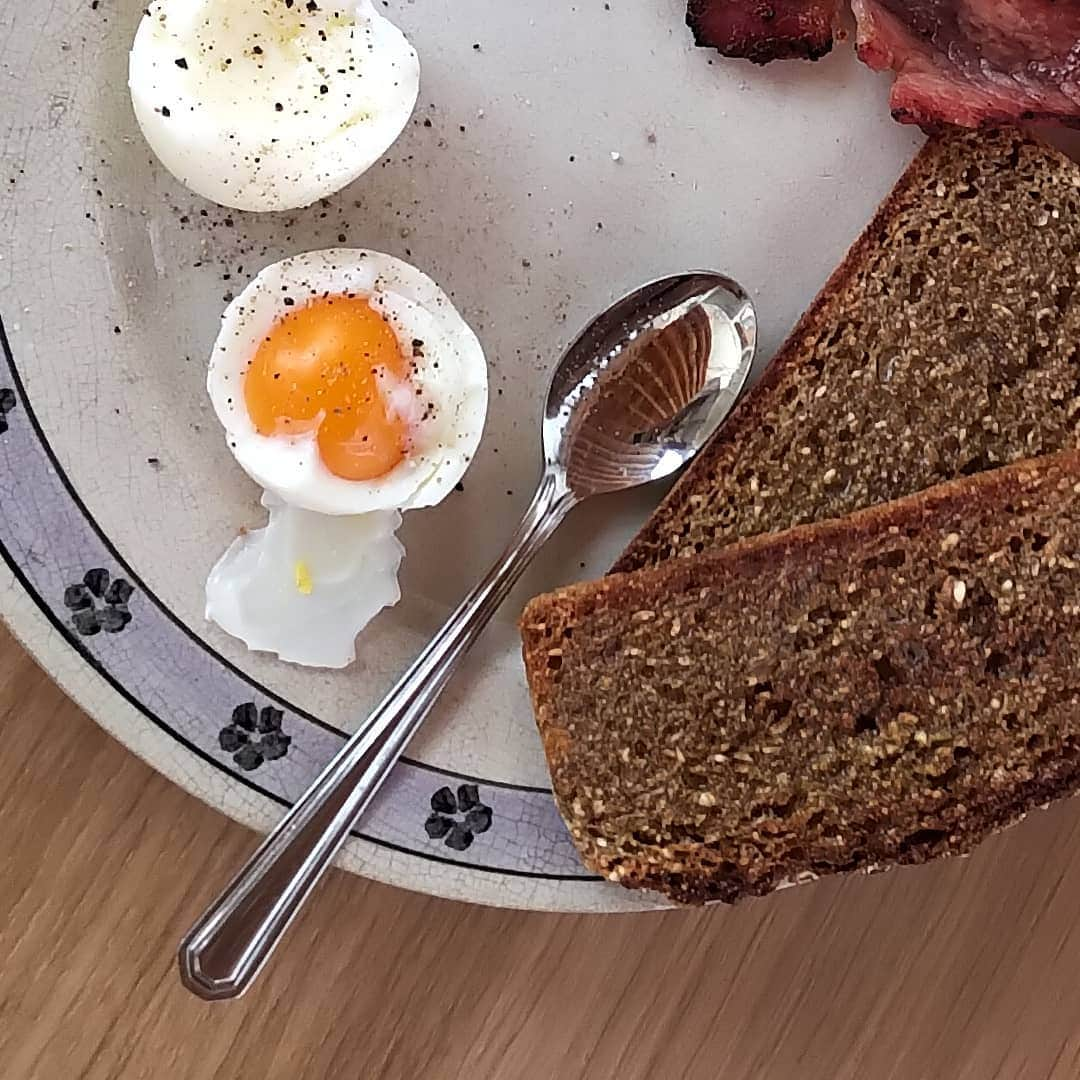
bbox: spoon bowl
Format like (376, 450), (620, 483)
(545, 272), (756, 499)
(179, 269), (758, 1001)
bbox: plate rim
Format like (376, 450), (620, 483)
(0, 316), (662, 914)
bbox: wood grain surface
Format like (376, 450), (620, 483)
(2, 626), (1080, 1080)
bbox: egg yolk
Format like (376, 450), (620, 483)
(244, 294), (411, 481)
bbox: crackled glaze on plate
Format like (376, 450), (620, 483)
(0, 0), (920, 910)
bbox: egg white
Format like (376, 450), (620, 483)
(208, 248), (489, 515)
(128, 0), (420, 211)
(206, 495), (404, 668)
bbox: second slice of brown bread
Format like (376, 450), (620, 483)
(523, 452), (1080, 904)
(614, 128), (1080, 574)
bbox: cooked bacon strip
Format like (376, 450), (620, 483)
(853, 0), (1080, 128)
(686, 0), (838, 64)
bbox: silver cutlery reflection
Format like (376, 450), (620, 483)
(179, 271), (757, 1000)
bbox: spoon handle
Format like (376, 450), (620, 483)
(178, 469), (574, 1000)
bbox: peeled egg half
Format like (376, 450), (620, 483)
(129, 0), (419, 211)
(208, 248), (488, 515)
(206, 495), (404, 668)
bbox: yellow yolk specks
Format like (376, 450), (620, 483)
(294, 560), (314, 595)
(244, 294), (411, 481)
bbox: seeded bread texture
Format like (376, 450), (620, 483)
(614, 128), (1080, 574)
(523, 453), (1080, 904)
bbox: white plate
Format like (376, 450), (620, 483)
(0, 0), (922, 911)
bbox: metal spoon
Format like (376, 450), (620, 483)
(179, 270), (757, 1000)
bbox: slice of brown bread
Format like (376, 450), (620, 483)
(522, 451), (1080, 904)
(614, 127), (1080, 575)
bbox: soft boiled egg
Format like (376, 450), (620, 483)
(205, 248), (487, 667)
(129, 0), (419, 211)
(206, 495), (404, 668)
(207, 248), (488, 515)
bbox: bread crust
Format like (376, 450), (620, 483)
(613, 128), (1080, 574)
(524, 452), (1080, 903)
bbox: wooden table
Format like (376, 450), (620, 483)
(2, 626), (1080, 1080)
